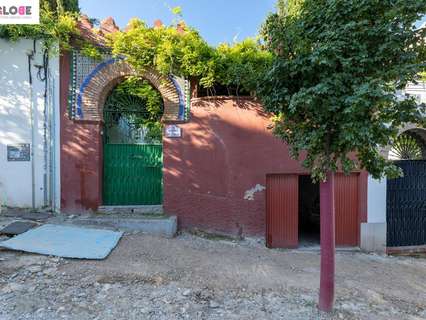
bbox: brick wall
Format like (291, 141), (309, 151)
(61, 55), (368, 232)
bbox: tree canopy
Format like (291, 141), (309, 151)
(259, 0), (426, 181)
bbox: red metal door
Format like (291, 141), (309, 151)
(335, 173), (359, 246)
(266, 174), (299, 248)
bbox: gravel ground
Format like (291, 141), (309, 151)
(0, 232), (425, 320)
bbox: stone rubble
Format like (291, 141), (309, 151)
(0, 233), (425, 320)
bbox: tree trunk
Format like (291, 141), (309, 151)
(318, 171), (335, 312)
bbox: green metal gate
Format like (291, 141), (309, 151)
(103, 144), (163, 205)
(102, 83), (164, 206)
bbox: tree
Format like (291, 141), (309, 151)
(259, 0), (426, 312)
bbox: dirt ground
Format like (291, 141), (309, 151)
(0, 232), (425, 320)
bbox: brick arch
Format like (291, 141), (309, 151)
(76, 58), (184, 122)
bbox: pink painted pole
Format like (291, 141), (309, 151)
(319, 171), (335, 312)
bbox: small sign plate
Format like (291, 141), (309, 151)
(165, 125), (182, 138)
(7, 144), (31, 161)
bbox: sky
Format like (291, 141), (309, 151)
(80, 0), (277, 45)
(80, 1), (426, 46)
(418, 16), (426, 28)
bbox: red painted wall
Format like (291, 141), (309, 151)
(163, 97), (307, 236)
(60, 53), (102, 212)
(60, 54), (368, 236)
(164, 97), (368, 237)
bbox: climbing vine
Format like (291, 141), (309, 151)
(79, 42), (104, 61)
(105, 77), (164, 143)
(110, 76), (163, 120)
(110, 18), (272, 96)
(214, 39), (272, 96)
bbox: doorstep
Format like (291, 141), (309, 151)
(49, 213), (177, 238)
(98, 205), (163, 215)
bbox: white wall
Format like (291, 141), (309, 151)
(361, 175), (387, 252)
(367, 176), (386, 223)
(404, 82), (426, 104)
(0, 39), (60, 210)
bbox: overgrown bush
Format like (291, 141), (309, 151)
(111, 18), (271, 96)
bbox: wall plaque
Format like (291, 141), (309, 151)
(165, 125), (182, 138)
(7, 144), (31, 162)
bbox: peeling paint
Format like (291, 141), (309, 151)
(244, 184), (266, 201)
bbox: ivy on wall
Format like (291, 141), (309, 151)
(104, 76), (164, 143)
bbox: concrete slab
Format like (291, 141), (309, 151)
(0, 224), (123, 259)
(1, 210), (52, 221)
(67, 215), (177, 238)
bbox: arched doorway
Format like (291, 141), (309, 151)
(75, 58), (185, 122)
(69, 57), (187, 209)
(102, 77), (164, 205)
(386, 127), (426, 248)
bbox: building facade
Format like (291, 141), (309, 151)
(1, 32), (425, 254)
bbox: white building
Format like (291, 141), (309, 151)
(362, 80), (426, 252)
(404, 81), (426, 104)
(0, 39), (60, 211)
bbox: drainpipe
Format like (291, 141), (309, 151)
(48, 67), (55, 211)
(27, 41), (36, 209)
(32, 44), (52, 210)
(48, 62), (57, 212)
(38, 48), (49, 208)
